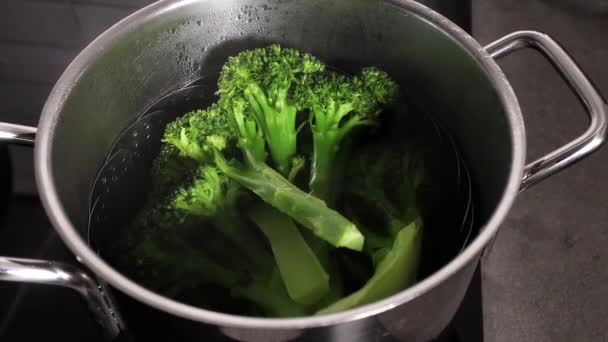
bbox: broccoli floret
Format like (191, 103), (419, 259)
(162, 104), (364, 251)
(158, 103), (342, 309)
(298, 67), (399, 203)
(148, 143), (199, 200)
(217, 44), (324, 176)
(162, 103), (233, 163)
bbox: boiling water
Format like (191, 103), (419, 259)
(87, 76), (478, 324)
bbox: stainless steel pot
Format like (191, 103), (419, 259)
(1, 0), (606, 341)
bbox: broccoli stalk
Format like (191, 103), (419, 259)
(231, 268), (308, 317)
(248, 203), (330, 306)
(213, 149), (364, 251)
(300, 68), (399, 203)
(316, 220), (422, 315)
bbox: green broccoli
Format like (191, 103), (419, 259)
(247, 203), (330, 306)
(165, 101), (364, 251)
(316, 138), (428, 314)
(161, 102), (338, 308)
(217, 44), (324, 176)
(119, 44), (419, 318)
(298, 67), (399, 203)
(316, 220), (422, 315)
(123, 166), (311, 317)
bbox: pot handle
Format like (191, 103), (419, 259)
(0, 123), (37, 146)
(485, 30), (607, 191)
(0, 257), (124, 339)
(0, 123), (125, 339)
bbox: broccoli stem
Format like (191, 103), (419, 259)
(211, 208), (273, 274)
(248, 203), (330, 306)
(214, 150), (364, 251)
(298, 228), (345, 311)
(316, 220), (422, 315)
(309, 131), (338, 203)
(246, 84), (297, 176)
(231, 269), (308, 317)
(309, 104), (374, 204)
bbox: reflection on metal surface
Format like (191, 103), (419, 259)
(0, 123), (37, 146)
(0, 256), (124, 339)
(486, 31), (608, 191)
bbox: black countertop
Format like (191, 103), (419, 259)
(472, 1), (608, 341)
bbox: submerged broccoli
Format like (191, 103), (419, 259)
(124, 162), (314, 316)
(161, 102), (338, 309)
(317, 139), (428, 314)
(120, 44), (427, 318)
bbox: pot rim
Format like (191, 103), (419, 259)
(35, 0), (526, 329)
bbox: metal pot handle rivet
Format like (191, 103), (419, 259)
(485, 30), (608, 192)
(0, 124), (124, 340)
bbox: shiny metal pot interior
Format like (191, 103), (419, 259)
(0, 0), (606, 341)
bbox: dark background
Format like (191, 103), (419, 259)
(1, 0), (607, 341)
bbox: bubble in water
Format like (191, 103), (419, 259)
(144, 123), (150, 130)
(260, 4), (270, 11)
(101, 177), (107, 184)
(201, 46), (207, 52)
(146, 133), (151, 140)
(132, 131), (138, 137)
(112, 175), (118, 182)
(237, 14), (242, 20)
(196, 20), (202, 26)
